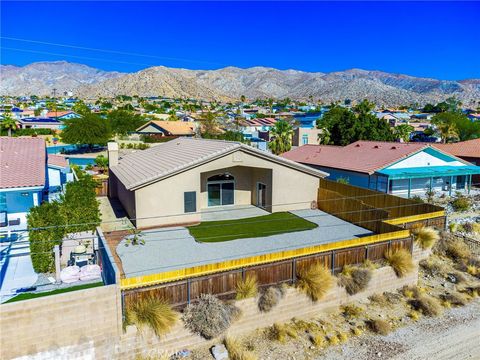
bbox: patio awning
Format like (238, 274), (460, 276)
(377, 165), (480, 180)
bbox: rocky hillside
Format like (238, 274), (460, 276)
(0, 61), (123, 96)
(1, 61), (479, 106)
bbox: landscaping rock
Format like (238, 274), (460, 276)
(211, 344), (229, 360)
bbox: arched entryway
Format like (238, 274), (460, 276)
(207, 173), (235, 206)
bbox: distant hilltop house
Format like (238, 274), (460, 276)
(108, 138), (327, 228)
(136, 120), (195, 138)
(282, 140), (480, 198)
(0, 137), (73, 231)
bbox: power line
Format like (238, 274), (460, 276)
(1, 36), (226, 67)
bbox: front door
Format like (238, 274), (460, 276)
(257, 183), (267, 208)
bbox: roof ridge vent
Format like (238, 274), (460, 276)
(391, 146), (397, 149)
(374, 145), (380, 149)
(355, 144), (361, 147)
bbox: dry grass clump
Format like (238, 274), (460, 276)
(412, 226), (440, 250)
(368, 293), (390, 307)
(410, 295), (443, 317)
(269, 323), (297, 343)
(351, 326), (363, 336)
(135, 352), (170, 360)
(327, 334), (340, 346)
(125, 296), (177, 337)
(224, 337), (258, 360)
(466, 265), (478, 276)
(182, 294), (240, 339)
(441, 292), (468, 307)
(362, 259), (380, 270)
(385, 248), (414, 277)
(235, 274), (258, 300)
(408, 310), (421, 321)
(419, 255), (449, 277)
(446, 239), (471, 261)
(310, 333), (326, 346)
(258, 286), (284, 312)
(341, 303), (364, 318)
(339, 266), (372, 295)
(296, 262), (333, 301)
(337, 331), (349, 343)
(368, 319), (391, 336)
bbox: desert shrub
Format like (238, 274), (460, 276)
(236, 274), (258, 300)
(339, 267), (372, 295)
(182, 294), (240, 339)
(446, 239), (471, 260)
(401, 285), (421, 299)
(337, 332), (349, 343)
(362, 259), (379, 270)
(368, 293), (390, 307)
(125, 296), (177, 337)
(224, 337), (258, 360)
(270, 323), (287, 343)
(296, 263), (333, 301)
(408, 310), (420, 321)
(384, 248), (414, 277)
(135, 352), (170, 360)
(466, 265), (478, 276)
(368, 319), (391, 335)
(412, 226), (440, 250)
(327, 334), (339, 345)
(419, 256), (449, 277)
(341, 304), (364, 318)
(383, 291), (403, 304)
(451, 195), (471, 212)
(410, 295), (442, 317)
(310, 333), (326, 346)
(441, 292), (468, 307)
(258, 286), (284, 312)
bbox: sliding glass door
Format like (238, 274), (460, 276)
(207, 174), (235, 206)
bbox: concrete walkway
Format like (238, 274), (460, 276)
(116, 209), (372, 278)
(200, 205), (269, 221)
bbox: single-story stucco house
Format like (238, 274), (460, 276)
(108, 138), (328, 228)
(136, 120), (195, 137)
(282, 140), (480, 198)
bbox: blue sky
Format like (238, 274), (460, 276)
(1, 1), (479, 80)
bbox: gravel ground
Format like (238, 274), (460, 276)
(318, 299), (480, 360)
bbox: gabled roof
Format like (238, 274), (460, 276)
(111, 138), (328, 190)
(47, 154), (68, 169)
(433, 139), (480, 159)
(0, 137), (46, 189)
(45, 111), (76, 118)
(136, 120), (194, 136)
(282, 141), (428, 174)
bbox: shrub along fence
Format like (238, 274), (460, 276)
(122, 237), (412, 310)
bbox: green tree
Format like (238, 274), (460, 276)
(72, 101), (91, 115)
(317, 128), (332, 145)
(0, 114), (17, 136)
(28, 201), (66, 273)
(393, 124), (414, 142)
(268, 120), (293, 155)
(95, 155), (109, 171)
(60, 176), (101, 233)
(107, 110), (146, 136)
(432, 112), (479, 143)
(61, 113), (112, 147)
(200, 111), (219, 136)
(353, 99), (375, 116)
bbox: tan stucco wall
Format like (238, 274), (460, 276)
(133, 149), (321, 228)
(0, 284), (122, 360)
(292, 127), (322, 146)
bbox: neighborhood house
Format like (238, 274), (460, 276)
(282, 140), (480, 197)
(108, 138), (328, 228)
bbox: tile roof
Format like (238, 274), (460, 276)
(47, 154), (68, 168)
(137, 120), (194, 135)
(111, 138), (327, 190)
(282, 141), (427, 174)
(433, 139), (480, 158)
(0, 137), (46, 189)
(242, 118), (277, 127)
(45, 111), (75, 118)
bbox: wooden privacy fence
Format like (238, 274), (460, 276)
(319, 178), (444, 219)
(95, 179), (108, 197)
(123, 237), (413, 309)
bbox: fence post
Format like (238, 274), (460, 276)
(292, 258), (296, 283)
(187, 278), (191, 304)
(365, 245), (369, 261)
(331, 250), (335, 274)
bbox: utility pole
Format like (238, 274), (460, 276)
(52, 88), (58, 118)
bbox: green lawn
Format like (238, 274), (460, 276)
(188, 212), (318, 242)
(5, 282), (103, 303)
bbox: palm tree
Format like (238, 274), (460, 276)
(268, 120), (293, 155)
(437, 122), (459, 143)
(317, 128), (332, 145)
(393, 124), (414, 142)
(1, 115), (18, 137)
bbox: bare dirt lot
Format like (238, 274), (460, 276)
(318, 298), (480, 360)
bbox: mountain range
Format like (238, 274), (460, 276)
(1, 61), (479, 106)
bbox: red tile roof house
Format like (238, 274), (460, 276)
(282, 141), (480, 198)
(0, 137), (71, 232)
